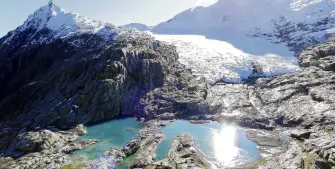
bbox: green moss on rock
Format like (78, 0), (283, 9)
(252, 159), (267, 169)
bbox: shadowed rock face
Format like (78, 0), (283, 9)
(0, 34), (178, 128)
(0, 27), (115, 100)
(0, 29), (210, 164)
(0, 28), (71, 100)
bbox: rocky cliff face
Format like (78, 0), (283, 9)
(0, 32), (193, 151)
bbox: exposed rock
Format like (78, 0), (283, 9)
(165, 133), (210, 169)
(0, 124), (97, 169)
(131, 133), (165, 168)
(134, 134), (210, 169)
(0, 139), (97, 169)
(123, 139), (141, 156)
(261, 141), (304, 169)
(246, 129), (282, 147)
(0, 128), (19, 150)
(101, 122), (167, 167)
(289, 129), (312, 141)
(105, 148), (127, 163)
(301, 155), (332, 169)
(138, 120), (172, 138)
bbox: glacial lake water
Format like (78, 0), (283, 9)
(70, 118), (143, 160)
(156, 120), (261, 167)
(71, 118), (260, 168)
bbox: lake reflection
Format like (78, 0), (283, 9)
(213, 125), (239, 163)
(156, 120), (260, 167)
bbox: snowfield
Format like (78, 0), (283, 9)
(151, 0), (335, 84)
(153, 0), (335, 52)
(153, 34), (301, 84)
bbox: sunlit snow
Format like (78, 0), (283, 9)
(151, 0), (335, 84)
(12, 2), (117, 45)
(153, 0), (335, 54)
(153, 34), (301, 84)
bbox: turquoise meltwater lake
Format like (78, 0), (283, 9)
(70, 118), (260, 168)
(156, 120), (261, 167)
(70, 118), (143, 160)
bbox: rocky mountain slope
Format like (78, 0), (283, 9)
(0, 2), (207, 166)
(0, 1), (119, 100)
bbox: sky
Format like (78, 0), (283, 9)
(0, 0), (218, 37)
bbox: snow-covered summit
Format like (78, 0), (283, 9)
(21, 1), (118, 39)
(1, 1), (119, 47)
(119, 23), (152, 31)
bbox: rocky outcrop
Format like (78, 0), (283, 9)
(98, 122), (209, 169)
(131, 133), (165, 168)
(98, 121), (169, 168)
(129, 133), (210, 169)
(165, 133), (209, 169)
(138, 68), (208, 121)
(207, 65), (335, 129)
(0, 124), (98, 169)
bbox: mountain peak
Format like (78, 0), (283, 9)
(15, 2), (118, 40)
(19, 1), (63, 31)
(48, 0), (55, 7)
(1, 1), (119, 48)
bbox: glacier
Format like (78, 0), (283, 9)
(150, 0), (335, 83)
(153, 34), (301, 84)
(153, 0), (335, 53)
